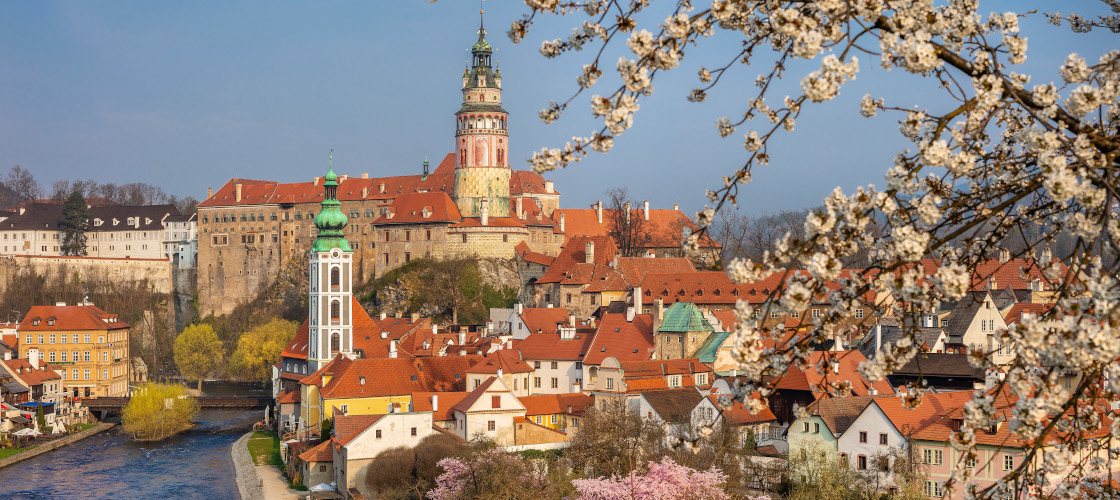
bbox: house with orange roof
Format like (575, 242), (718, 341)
(694, 393), (779, 449)
(465, 348), (534, 396)
(581, 312), (656, 397)
(636, 271), (742, 311)
(332, 410), (436, 500)
(517, 393), (591, 432)
(508, 304), (571, 340)
(450, 376), (526, 446)
(788, 395), (888, 462)
(514, 317), (596, 395)
(297, 439), (334, 489)
(411, 391), (470, 430)
(18, 303), (130, 398)
(532, 236), (620, 317)
(591, 357), (713, 408)
(553, 201), (720, 266)
(756, 350), (894, 424)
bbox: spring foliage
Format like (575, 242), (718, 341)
(173, 323), (223, 391)
(121, 382), (197, 441)
(229, 318), (299, 381)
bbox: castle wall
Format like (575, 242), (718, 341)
(0, 255), (173, 294)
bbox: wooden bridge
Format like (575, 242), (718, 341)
(81, 396), (274, 411)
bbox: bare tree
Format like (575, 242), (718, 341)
(605, 186), (651, 257)
(4, 165), (42, 206)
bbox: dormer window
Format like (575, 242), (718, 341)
(47, 317), (56, 326)
(31, 317), (41, 326)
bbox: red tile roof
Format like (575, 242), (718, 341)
(319, 356), (478, 399)
(618, 358), (713, 393)
(467, 349), (534, 375)
(582, 265), (628, 292)
(875, 390), (975, 438)
(3, 358), (60, 386)
(968, 258), (1069, 291)
(20, 304), (130, 331)
(281, 319), (310, 360)
(411, 391), (470, 422)
(372, 192), (461, 225)
(617, 257), (695, 287)
(553, 208), (719, 249)
(517, 308), (571, 335)
(537, 236), (618, 284)
(515, 241), (555, 267)
(638, 272), (740, 306)
(299, 355), (353, 387)
(298, 439), (335, 463)
(277, 390), (301, 404)
(509, 171), (560, 196)
(1003, 303), (1056, 325)
(451, 376), (500, 413)
(515, 331), (595, 361)
(583, 313), (655, 365)
(517, 393), (592, 416)
(709, 394), (778, 425)
(334, 414), (385, 445)
(779, 351), (893, 399)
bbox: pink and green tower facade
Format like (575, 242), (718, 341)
(307, 157), (354, 370)
(453, 13), (511, 219)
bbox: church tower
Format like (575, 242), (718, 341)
(307, 155), (354, 370)
(453, 11), (511, 218)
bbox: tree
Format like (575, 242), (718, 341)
(424, 258), (480, 325)
(563, 398), (666, 478)
(59, 191), (90, 256)
(509, 2), (1120, 497)
(173, 324), (223, 391)
(121, 382), (198, 441)
(3, 165), (41, 207)
(229, 319), (299, 381)
(571, 457), (732, 500)
(605, 186), (651, 257)
(428, 445), (572, 500)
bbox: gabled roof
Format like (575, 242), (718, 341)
(334, 414), (385, 445)
(873, 391), (975, 436)
(468, 349), (533, 374)
(695, 331), (731, 364)
(515, 330), (595, 361)
(943, 291), (992, 339)
(619, 358), (713, 393)
(583, 313), (655, 365)
(890, 353), (985, 379)
(2, 358), (60, 386)
(806, 395), (882, 436)
(1003, 302), (1056, 325)
(451, 376), (524, 413)
(372, 192), (461, 225)
(20, 304), (130, 331)
(617, 257), (695, 287)
(968, 257), (1069, 292)
(299, 355), (352, 387)
(658, 302), (715, 333)
(776, 351), (893, 399)
(298, 439), (335, 463)
(509, 171), (560, 196)
(536, 236), (618, 284)
(411, 391), (470, 422)
(277, 390), (301, 404)
(318, 356), (477, 399)
(638, 272), (739, 305)
(581, 265), (629, 292)
(640, 388), (704, 422)
(514, 241), (555, 267)
(517, 307), (570, 335)
(709, 394), (778, 425)
(281, 319), (310, 360)
(859, 325), (944, 359)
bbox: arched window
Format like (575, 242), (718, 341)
(331, 333), (340, 354)
(331, 300), (341, 322)
(330, 267), (340, 289)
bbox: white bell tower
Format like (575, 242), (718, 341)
(307, 157), (355, 370)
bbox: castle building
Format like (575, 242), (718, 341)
(195, 16), (562, 317)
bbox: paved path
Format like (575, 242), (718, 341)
(256, 464), (306, 499)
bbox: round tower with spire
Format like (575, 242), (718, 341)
(307, 153), (354, 369)
(453, 10), (511, 219)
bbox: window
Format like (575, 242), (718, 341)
(879, 457), (890, 472)
(534, 377), (541, 388)
(84, 334), (90, 343)
(38, 335), (44, 344)
(492, 396), (501, 409)
(923, 448), (944, 465)
(534, 361), (541, 369)
(84, 369), (90, 380)
(857, 455), (867, 470)
(551, 378), (558, 389)
(405, 230), (411, 241)
(803, 422), (810, 433)
(411, 427), (417, 437)
(550, 361), (558, 369)
(880, 433), (888, 445)
(487, 420), (496, 431)
(72, 369), (79, 380)
(102, 369), (108, 380)
(855, 309), (864, 318)
(566, 293), (572, 303)
(966, 457), (977, 468)
(1003, 454), (1014, 471)
(770, 311), (778, 318)
(61, 351), (67, 362)
(925, 481), (943, 497)
(839, 453), (849, 466)
(813, 423), (820, 433)
(49, 351), (56, 362)
(331, 300), (341, 321)
(376, 430), (382, 439)
(330, 267), (340, 288)
(49, 335), (55, 344)
(84, 351), (91, 362)
(669, 375), (681, 388)
(605, 378), (614, 390)
(319, 465), (327, 472)
(461, 234), (467, 243)
(25, 334), (31, 345)
(859, 431), (867, 443)
(425, 230), (431, 240)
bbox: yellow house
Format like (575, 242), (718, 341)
(517, 393), (592, 432)
(19, 303), (131, 398)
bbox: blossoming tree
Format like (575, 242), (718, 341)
(492, 0), (1120, 497)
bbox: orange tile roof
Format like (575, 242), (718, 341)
(298, 439), (335, 463)
(553, 208), (720, 249)
(281, 319), (310, 360)
(709, 394), (778, 425)
(875, 390), (975, 438)
(2, 358), (60, 386)
(468, 349), (534, 375)
(1003, 303), (1056, 325)
(509, 171), (560, 196)
(277, 390), (301, 404)
(299, 355), (353, 387)
(638, 271), (740, 306)
(451, 376), (500, 413)
(617, 257), (695, 287)
(517, 308), (571, 335)
(20, 304), (130, 331)
(537, 236), (618, 284)
(319, 356), (478, 399)
(411, 391), (470, 421)
(968, 258), (1069, 291)
(779, 351), (893, 399)
(583, 313), (655, 365)
(582, 265), (629, 292)
(515, 241), (555, 266)
(372, 192), (461, 225)
(515, 330), (595, 361)
(709, 310), (738, 331)
(334, 414), (385, 445)
(618, 359), (713, 393)
(517, 393), (592, 416)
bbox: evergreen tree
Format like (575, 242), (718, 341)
(59, 191), (90, 256)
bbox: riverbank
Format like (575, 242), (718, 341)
(231, 431), (265, 500)
(0, 422), (116, 470)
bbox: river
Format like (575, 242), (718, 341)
(0, 382), (268, 500)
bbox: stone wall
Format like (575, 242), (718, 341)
(0, 255), (173, 294)
(0, 422), (115, 470)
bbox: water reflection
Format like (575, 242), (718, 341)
(0, 382), (267, 500)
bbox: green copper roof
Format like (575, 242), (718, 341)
(311, 154), (351, 253)
(695, 331), (732, 364)
(658, 302), (715, 333)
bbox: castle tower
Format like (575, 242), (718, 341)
(307, 155), (354, 370)
(454, 11), (511, 218)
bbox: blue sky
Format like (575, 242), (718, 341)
(0, 1), (1113, 215)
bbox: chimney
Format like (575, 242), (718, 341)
(314, 177), (320, 186)
(339, 174), (347, 183)
(545, 180), (554, 194)
(497, 367), (504, 378)
(2, 351), (9, 361)
(925, 315), (935, 328)
(389, 341), (398, 358)
(998, 248), (1010, 263)
(235, 183), (243, 203)
(458, 332), (466, 345)
(547, 304), (553, 308)
(626, 306), (635, 323)
(875, 324), (882, 353)
(362, 187), (368, 198)
(643, 200), (649, 221)
(362, 173), (369, 179)
(432, 324), (438, 335)
(431, 394), (438, 413)
(516, 197), (524, 219)
(624, 202), (631, 224)
(831, 361), (839, 375)
(569, 313), (576, 327)
(1040, 247), (1053, 264)
(515, 303), (523, 314)
(673, 203), (679, 211)
(28, 349), (39, 369)
(585, 240), (595, 264)
(379, 312), (387, 321)
(379, 182), (386, 194)
(730, 368), (737, 377)
(481, 197), (489, 226)
(595, 201), (603, 224)
(207, 187), (213, 199)
(559, 213), (566, 232)
(55, 301), (66, 307)
(411, 312), (420, 324)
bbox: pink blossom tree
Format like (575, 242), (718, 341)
(571, 457), (736, 500)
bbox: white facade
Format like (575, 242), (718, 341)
(520, 359), (583, 395)
(308, 247), (355, 370)
(835, 401), (907, 486)
(452, 377), (526, 445)
(336, 411), (435, 499)
(162, 215), (197, 266)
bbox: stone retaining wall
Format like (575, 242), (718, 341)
(230, 432), (264, 500)
(0, 423), (116, 469)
